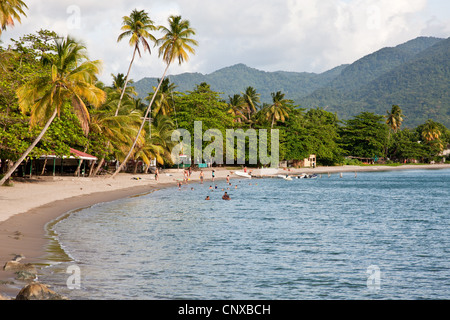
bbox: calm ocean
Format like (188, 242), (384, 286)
(41, 169), (450, 300)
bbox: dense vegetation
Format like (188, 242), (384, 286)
(135, 36), (450, 128)
(1, 3), (449, 186)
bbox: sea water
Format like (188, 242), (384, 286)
(41, 169), (450, 299)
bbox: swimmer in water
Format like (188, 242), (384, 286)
(205, 195), (210, 200)
(222, 192), (230, 200)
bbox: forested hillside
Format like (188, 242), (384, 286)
(134, 36), (449, 128)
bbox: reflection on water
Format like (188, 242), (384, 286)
(41, 169), (450, 299)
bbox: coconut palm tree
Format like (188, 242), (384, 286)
(386, 105), (404, 133)
(421, 119), (441, 142)
(147, 78), (177, 117)
(264, 91), (292, 128)
(89, 98), (143, 175)
(112, 15), (197, 178)
(420, 119), (444, 152)
(116, 9), (157, 116)
(0, 0), (27, 35)
(242, 86), (260, 121)
(0, 36), (105, 186)
(227, 94), (247, 123)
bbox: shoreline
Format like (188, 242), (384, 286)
(1, 163), (450, 298)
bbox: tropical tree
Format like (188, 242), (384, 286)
(0, 36), (106, 186)
(340, 111), (389, 159)
(241, 86), (260, 121)
(227, 94), (246, 123)
(420, 119), (442, 143)
(112, 15), (197, 177)
(147, 78), (177, 117)
(0, 0), (27, 35)
(116, 9), (157, 116)
(264, 91), (293, 128)
(385, 104), (404, 133)
(88, 99), (142, 176)
(419, 119), (444, 156)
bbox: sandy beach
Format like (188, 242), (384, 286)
(1, 163), (449, 298)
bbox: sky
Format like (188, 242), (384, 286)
(2, 0), (449, 85)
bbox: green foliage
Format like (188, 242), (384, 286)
(300, 37), (450, 128)
(340, 112), (389, 159)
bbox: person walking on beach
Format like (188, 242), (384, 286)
(212, 169), (215, 182)
(155, 168), (159, 181)
(200, 170), (204, 184)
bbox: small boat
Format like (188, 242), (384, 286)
(235, 171), (252, 179)
(296, 173), (317, 179)
(278, 174), (292, 181)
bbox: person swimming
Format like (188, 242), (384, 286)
(205, 195), (210, 200)
(222, 192), (230, 200)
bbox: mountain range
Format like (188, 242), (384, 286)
(133, 36), (450, 128)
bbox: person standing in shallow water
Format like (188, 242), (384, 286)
(200, 170), (204, 184)
(222, 192), (230, 200)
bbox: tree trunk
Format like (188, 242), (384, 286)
(88, 160), (95, 177)
(40, 157), (48, 176)
(75, 159), (84, 177)
(0, 109), (58, 186)
(115, 46), (137, 117)
(92, 157), (105, 176)
(111, 63), (171, 178)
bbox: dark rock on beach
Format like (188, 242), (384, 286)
(15, 282), (67, 300)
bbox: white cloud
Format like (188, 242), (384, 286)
(1, 0), (448, 85)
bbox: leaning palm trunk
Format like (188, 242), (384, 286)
(91, 157), (105, 176)
(0, 109), (58, 186)
(115, 46), (137, 117)
(111, 64), (170, 178)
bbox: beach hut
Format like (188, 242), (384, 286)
(35, 148), (98, 177)
(287, 154), (316, 168)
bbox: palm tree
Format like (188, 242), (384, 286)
(116, 9), (157, 116)
(149, 114), (177, 164)
(227, 94), (247, 123)
(0, 36), (105, 186)
(108, 73), (137, 104)
(421, 119), (441, 143)
(386, 105), (404, 133)
(147, 78), (177, 117)
(420, 119), (444, 152)
(112, 15), (197, 178)
(0, 0), (27, 35)
(242, 86), (260, 121)
(264, 91), (292, 128)
(89, 99), (143, 176)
